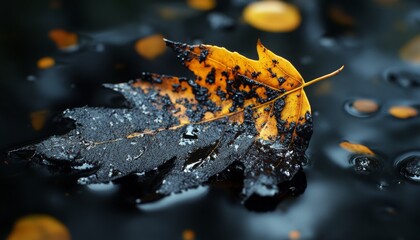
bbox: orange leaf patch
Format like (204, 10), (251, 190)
(132, 39), (343, 142)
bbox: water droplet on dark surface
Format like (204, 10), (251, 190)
(350, 155), (380, 175)
(383, 67), (420, 88)
(394, 152), (420, 183)
(344, 99), (379, 118)
(377, 180), (390, 190)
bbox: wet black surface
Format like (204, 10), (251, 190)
(1, 0), (420, 239)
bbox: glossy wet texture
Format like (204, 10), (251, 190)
(1, 0), (420, 239)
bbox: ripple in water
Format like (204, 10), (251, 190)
(394, 152), (420, 183)
(383, 67), (420, 88)
(344, 98), (379, 118)
(350, 155), (380, 175)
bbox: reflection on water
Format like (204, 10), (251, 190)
(136, 186), (209, 211)
(394, 151), (420, 183)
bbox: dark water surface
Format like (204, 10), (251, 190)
(1, 0), (420, 239)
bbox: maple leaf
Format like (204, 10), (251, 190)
(14, 40), (342, 201)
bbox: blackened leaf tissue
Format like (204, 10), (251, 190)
(14, 40), (315, 202)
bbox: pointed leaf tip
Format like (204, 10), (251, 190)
(256, 38), (265, 49)
(163, 38), (175, 47)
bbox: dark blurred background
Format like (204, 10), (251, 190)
(1, 0), (420, 239)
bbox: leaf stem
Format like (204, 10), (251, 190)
(303, 65), (344, 88)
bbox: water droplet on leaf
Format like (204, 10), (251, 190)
(183, 125), (199, 140)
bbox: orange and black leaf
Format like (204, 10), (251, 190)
(12, 40), (342, 201)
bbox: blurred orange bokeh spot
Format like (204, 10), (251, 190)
(389, 105), (418, 119)
(182, 229), (195, 240)
(37, 57), (55, 69)
(187, 0), (216, 11)
(288, 230), (301, 240)
(30, 110), (49, 131)
(7, 215), (71, 240)
(48, 29), (78, 50)
(134, 34), (166, 60)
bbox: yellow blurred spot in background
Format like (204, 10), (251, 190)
(48, 29), (78, 50)
(340, 141), (375, 156)
(135, 34), (166, 60)
(30, 110), (49, 131)
(182, 229), (195, 240)
(187, 0), (216, 11)
(243, 0), (301, 32)
(389, 105), (418, 119)
(37, 57), (55, 69)
(7, 215), (71, 240)
(400, 35), (420, 64)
